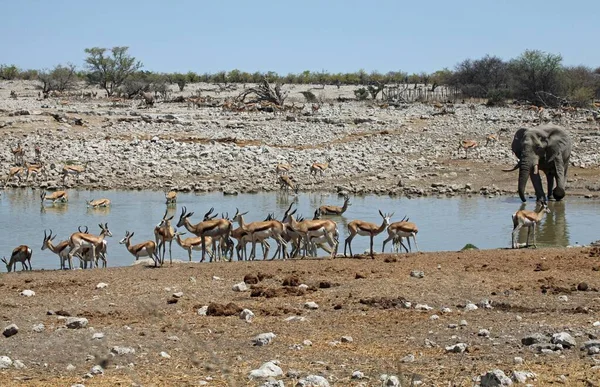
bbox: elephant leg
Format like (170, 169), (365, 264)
(530, 170), (547, 202)
(546, 172), (556, 201)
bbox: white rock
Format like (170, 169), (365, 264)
(197, 306), (208, 316)
(480, 369), (513, 386)
(401, 354), (415, 363)
(445, 343), (468, 353)
(380, 375), (400, 386)
(248, 361), (283, 379)
(13, 360), (25, 369)
(459, 320), (468, 326)
(20, 289), (35, 297)
(304, 301), (319, 310)
(303, 340), (313, 346)
(298, 284), (309, 291)
(65, 317), (88, 329)
(441, 307), (452, 314)
(464, 303), (478, 311)
(92, 332), (105, 340)
(232, 282), (248, 292)
(341, 336), (353, 343)
(110, 346), (135, 355)
(253, 332), (276, 346)
(160, 351), (171, 359)
(415, 304), (433, 311)
(240, 309), (255, 322)
(551, 332), (576, 348)
(95, 282), (108, 289)
(172, 292), (184, 298)
(512, 370), (535, 384)
(430, 314), (439, 320)
(297, 375), (330, 386)
(557, 295), (568, 302)
(32, 323), (45, 333)
(593, 321), (600, 327)
(478, 329), (491, 337)
(351, 370), (365, 379)
(513, 357), (524, 365)
(66, 364), (76, 371)
(212, 276), (223, 281)
(0, 356), (12, 369)
(284, 316), (307, 323)
(90, 365), (104, 375)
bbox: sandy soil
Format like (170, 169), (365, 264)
(1, 248), (600, 386)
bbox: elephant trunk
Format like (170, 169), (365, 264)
(517, 163), (530, 202)
(518, 159), (544, 202)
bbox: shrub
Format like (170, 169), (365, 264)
(38, 64), (78, 94)
(300, 91), (318, 103)
(84, 46), (142, 96)
(354, 88), (369, 101)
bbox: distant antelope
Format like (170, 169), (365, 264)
(120, 231), (159, 263)
(34, 146), (41, 163)
(25, 162), (46, 182)
(275, 163), (291, 176)
(485, 133), (499, 147)
(278, 175), (297, 192)
(165, 189), (177, 204)
(62, 162), (87, 184)
(86, 198), (111, 208)
(2, 245), (33, 272)
(457, 140), (477, 159)
(311, 103), (320, 114)
(511, 201), (550, 249)
(11, 143), (25, 166)
(310, 157), (332, 177)
(177, 207), (233, 263)
(68, 223), (112, 269)
(382, 216), (419, 253)
(5, 166), (25, 184)
(41, 229), (72, 270)
(41, 190), (68, 204)
(154, 209), (176, 265)
(319, 194), (351, 216)
(344, 210), (393, 258)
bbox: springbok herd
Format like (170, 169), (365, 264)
(2, 184), (552, 272)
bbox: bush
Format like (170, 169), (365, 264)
(300, 91), (318, 103)
(38, 64), (78, 94)
(0, 64), (20, 80)
(569, 87), (594, 108)
(84, 46), (142, 96)
(485, 88), (508, 107)
(354, 88), (369, 101)
(508, 50), (563, 106)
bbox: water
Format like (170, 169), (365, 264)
(1, 189), (599, 271)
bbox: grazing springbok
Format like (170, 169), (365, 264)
(310, 157), (332, 177)
(275, 163), (291, 176)
(319, 194), (351, 215)
(11, 143), (25, 166)
(457, 140), (477, 159)
(86, 198), (111, 208)
(5, 166), (25, 184)
(41, 190), (68, 204)
(165, 189), (177, 204)
(278, 175), (297, 192)
(382, 216), (419, 253)
(67, 223), (112, 269)
(344, 210), (393, 258)
(485, 133), (499, 147)
(62, 162), (87, 184)
(232, 208), (288, 260)
(174, 232), (215, 262)
(120, 231), (159, 263)
(511, 201), (550, 249)
(2, 245), (33, 272)
(177, 207), (232, 263)
(41, 229), (72, 270)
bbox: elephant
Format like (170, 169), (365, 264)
(504, 125), (572, 202)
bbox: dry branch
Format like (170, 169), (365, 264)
(236, 78), (288, 106)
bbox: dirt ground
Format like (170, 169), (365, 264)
(1, 247), (600, 386)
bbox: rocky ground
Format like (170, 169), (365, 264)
(1, 80), (600, 198)
(1, 248), (600, 386)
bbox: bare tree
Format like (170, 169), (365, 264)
(236, 78), (288, 106)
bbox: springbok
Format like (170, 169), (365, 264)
(457, 140), (477, 159)
(165, 189), (177, 204)
(154, 209), (176, 265)
(86, 198), (111, 208)
(41, 191), (68, 204)
(319, 194), (351, 215)
(62, 162), (87, 184)
(275, 163), (291, 176)
(511, 201), (550, 249)
(232, 209), (289, 260)
(310, 157), (332, 177)
(174, 232), (215, 262)
(382, 216), (419, 253)
(283, 207), (338, 259)
(41, 229), (72, 269)
(11, 143), (25, 166)
(177, 207), (232, 263)
(67, 223), (112, 269)
(25, 162), (46, 182)
(344, 210), (393, 258)
(120, 231), (159, 263)
(5, 166), (25, 184)
(2, 245), (33, 272)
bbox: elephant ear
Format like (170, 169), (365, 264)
(512, 128), (528, 159)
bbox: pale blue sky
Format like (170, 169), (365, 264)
(2, 0), (598, 74)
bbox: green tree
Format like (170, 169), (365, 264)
(0, 64), (20, 80)
(38, 63), (78, 94)
(171, 72), (187, 91)
(84, 46), (142, 96)
(508, 49), (563, 105)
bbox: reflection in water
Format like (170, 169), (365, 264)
(40, 203), (69, 215)
(515, 201), (569, 247)
(86, 206), (111, 216)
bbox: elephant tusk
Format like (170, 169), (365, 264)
(533, 164), (539, 175)
(502, 163), (519, 172)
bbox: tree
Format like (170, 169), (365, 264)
(450, 55), (508, 98)
(560, 66), (598, 107)
(171, 73), (187, 91)
(0, 64), (20, 80)
(84, 47), (142, 96)
(38, 63), (78, 94)
(508, 50), (563, 105)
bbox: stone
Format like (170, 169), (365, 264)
(66, 364), (76, 371)
(284, 316), (307, 323)
(32, 323), (45, 333)
(2, 324), (19, 338)
(513, 357), (524, 365)
(445, 343), (467, 353)
(401, 354), (415, 363)
(232, 282), (248, 292)
(0, 356), (13, 369)
(410, 270), (425, 278)
(296, 375), (330, 387)
(511, 371), (535, 384)
(480, 369), (513, 386)
(304, 301), (319, 309)
(352, 370), (365, 379)
(262, 381), (284, 387)
(92, 332), (105, 340)
(581, 340), (600, 350)
(478, 329), (491, 337)
(110, 346), (135, 355)
(464, 303), (478, 311)
(521, 333), (546, 346)
(20, 289), (35, 297)
(380, 375), (400, 386)
(240, 309), (255, 322)
(96, 282), (108, 289)
(90, 365), (104, 375)
(303, 339), (313, 346)
(253, 332), (276, 346)
(557, 295), (568, 302)
(459, 320), (468, 326)
(172, 292), (184, 298)
(197, 306), (208, 316)
(160, 351), (171, 359)
(430, 314), (440, 320)
(248, 361), (283, 379)
(593, 321), (600, 327)
(441, 307), (452, 314)
(13, 359), (25, 369)
(415, 304), (433, 311)
(551, 332), (576, 348)
(341, 336), (353, 343)
(65, 317), (88, 329)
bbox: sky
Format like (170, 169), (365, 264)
(1, 0), (598, 75)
